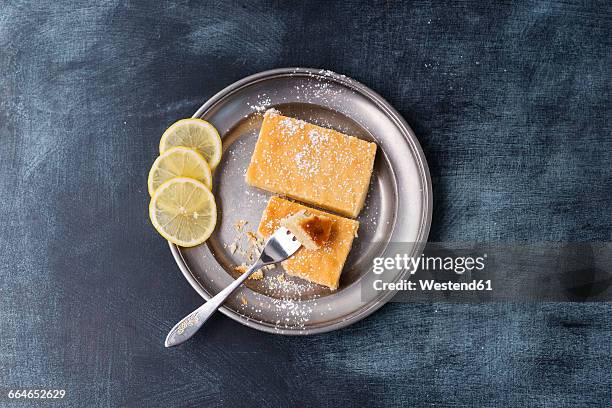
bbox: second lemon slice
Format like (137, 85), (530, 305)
(148, 146), (212, 196)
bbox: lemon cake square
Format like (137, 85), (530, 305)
(246, 109), (377, 218)
(258, 196), (359, 290)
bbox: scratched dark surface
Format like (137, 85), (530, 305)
(1, 1), (611, 407)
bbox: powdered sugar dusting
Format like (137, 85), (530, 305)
(307, 128), (329, 145)
(294, 150), (319, 175)
(247, 94), (272, 113)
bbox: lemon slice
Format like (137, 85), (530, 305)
(159, 119), (222, 170)
(149, 177), (217, 247)
(148, 146), (212, 196)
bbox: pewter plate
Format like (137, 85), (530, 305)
(169, 68), (432, 334)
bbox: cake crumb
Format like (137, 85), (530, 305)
(234, 264), (264, 280)
(234, 219), (248, 231)
(265, 108), (280, 117)
(246, 231), (259, 245)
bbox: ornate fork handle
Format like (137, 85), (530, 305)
(165, 260), (264, 347)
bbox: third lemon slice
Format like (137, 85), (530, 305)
(149, 177), (217, 247)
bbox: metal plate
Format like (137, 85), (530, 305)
(169, 68), (432, 334)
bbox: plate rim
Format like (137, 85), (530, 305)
(169, 67), (433, 335)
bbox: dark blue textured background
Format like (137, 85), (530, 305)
(1, 1), (611, 407)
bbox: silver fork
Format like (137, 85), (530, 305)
(165, 227), (302, 347)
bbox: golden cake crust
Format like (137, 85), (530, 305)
(258, 196), (359, 290)
(246, 110), (377, 218)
